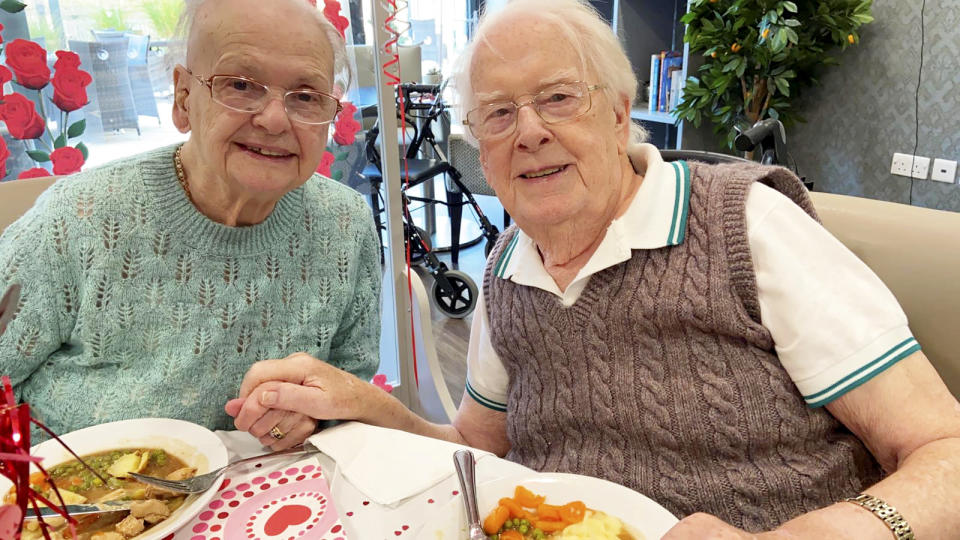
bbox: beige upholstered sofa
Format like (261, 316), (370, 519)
(1, 178), (958, 397)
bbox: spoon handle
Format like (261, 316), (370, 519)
(453, 449), (482, 527)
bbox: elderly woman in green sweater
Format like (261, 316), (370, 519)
(230, 0), (960, 537)
(0, 0), (380, 450)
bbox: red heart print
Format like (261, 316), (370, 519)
(264, 504), (312, 536)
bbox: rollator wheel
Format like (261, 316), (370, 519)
(484, 239), (495, 258)
(407, 225), (431, 265)
(430, 269), (478, 319)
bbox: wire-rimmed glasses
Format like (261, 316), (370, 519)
(185, 68), (343, 125)
(463, 81), (605, 141)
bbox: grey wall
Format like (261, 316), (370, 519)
(789, 0), (960, 211)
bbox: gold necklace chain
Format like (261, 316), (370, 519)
(173, 145), (194, 206)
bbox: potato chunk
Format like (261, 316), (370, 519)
(130, 498), (171, 524)
(91, 534), (124, 540)
(107, 452), (147, 478)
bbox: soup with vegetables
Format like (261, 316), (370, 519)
(483, 486), (642, 540)
(5, 448), (197, 540)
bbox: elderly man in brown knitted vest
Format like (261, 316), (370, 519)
(228, 0), (960, 537)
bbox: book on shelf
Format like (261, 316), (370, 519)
(668, 66), (684, 111)
(648, 53), (660, 113)
(657, 51), (682, 113)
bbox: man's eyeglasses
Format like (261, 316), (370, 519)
(463, 81), (605, 141)
(185, 68), (343, 125)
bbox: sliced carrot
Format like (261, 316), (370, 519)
(559, 500), (587, 524)
(499, 531), (524, 540)
(536, 502), (562, 520)
(514, 485), (545, 508)
(498, 497), (533, 520)
(534, 519), (568, 533)
(483, 504), (510, 535)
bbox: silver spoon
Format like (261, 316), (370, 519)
(453, 449), (487, 540)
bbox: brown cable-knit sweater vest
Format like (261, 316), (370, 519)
(483, 162), (883, 531)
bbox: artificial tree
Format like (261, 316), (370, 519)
(675, 0), (874, 149)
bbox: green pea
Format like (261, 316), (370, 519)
(518, 524), (529, 534)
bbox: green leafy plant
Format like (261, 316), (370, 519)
(675, 0), (874, 149)
(27, 13), (61, 50)
(141, 0), (182, 38)
(92, 5), (130, 32)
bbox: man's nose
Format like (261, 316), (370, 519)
(514, 105), (552, 151)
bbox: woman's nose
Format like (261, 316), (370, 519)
(513, 106), (552, 151)
(253, 96), (292, 133)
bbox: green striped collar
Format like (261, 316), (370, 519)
(494, 144), (692, 283)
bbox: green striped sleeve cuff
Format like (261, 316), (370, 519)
(804, 337), (921, 408)
(465, 381), (508, 412)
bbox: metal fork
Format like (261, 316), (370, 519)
(130, 444), (315, 494)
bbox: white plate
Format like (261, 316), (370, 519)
(415, 471), (678, 539)
(0, 417), (229, 540)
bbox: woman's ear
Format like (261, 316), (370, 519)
(171, 65), (192, 134)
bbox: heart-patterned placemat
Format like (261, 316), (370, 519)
(173, 456), (346, 540)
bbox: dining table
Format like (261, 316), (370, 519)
(168, 421), (533, 540)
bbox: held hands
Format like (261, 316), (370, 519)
(225, 353), (370, 450)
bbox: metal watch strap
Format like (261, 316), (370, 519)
(844, 493), (915, 540)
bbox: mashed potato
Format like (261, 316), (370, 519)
(555, 510), (643, 540)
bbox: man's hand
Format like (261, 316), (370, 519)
(225, 353), (373, 449)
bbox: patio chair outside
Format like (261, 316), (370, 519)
(69, 38), (141, 135)
(124, 33), (161, 124)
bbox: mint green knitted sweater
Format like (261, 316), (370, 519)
(0, 144), (381, 439)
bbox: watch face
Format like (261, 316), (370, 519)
(0, 284), (21, 336)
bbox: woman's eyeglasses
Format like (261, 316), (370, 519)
(463, 81), (605, 141)
(186, 68), (343, 125)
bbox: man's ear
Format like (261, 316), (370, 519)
(613, 97), (631, 152)
(171, 65), (192, 134)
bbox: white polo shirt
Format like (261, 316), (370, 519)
(466, 144), (918, 412)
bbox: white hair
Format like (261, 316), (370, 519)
(169, 0), (351, 94)
(453, 0), (647, 146)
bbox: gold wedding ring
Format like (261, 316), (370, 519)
(269, 425), (286, 440)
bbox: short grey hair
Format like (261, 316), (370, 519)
(453, 0), (647, 146)
(169, 0), (351, 94)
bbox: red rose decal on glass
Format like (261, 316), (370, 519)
(17, 167), (51, 180)
(5, 39), (50, 90)
(0, 66), (12, 96)
(50, 146), (85, 175)
(372, 374), (394, 393)
(0, 93), (46, 139)
(322, 0), (350, 38)
(53, 50), (81, 71)
(52, 65), (93, 112)
(316, 150), (335, 177)
(332, 102), (360, 145)
(0, 136), (9, 177)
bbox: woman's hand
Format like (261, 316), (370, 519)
(225, 353), (374, 448)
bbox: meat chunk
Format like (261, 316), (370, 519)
(130, 498), (171, 523)
(91, 534), (124, 540)
(143, 483), (178, 499)
(165, 467), (196, 481)
(114, 515), (145, 538)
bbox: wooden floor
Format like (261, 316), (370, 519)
(416, 194), (504, 408)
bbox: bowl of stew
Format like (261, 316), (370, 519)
(0, 417), (229, 540)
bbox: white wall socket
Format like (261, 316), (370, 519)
(931, 158), (958, 183)
(891, 153), (913, 177)
(911, 155), (930, 179)
(891, 153), (930, 179)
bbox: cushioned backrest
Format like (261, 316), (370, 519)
(0, 176), (58, 234)
(811, 192), (960, 398)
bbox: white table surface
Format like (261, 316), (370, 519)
(170, 424), (531, 539)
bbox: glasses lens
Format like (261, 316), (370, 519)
(469, 103), (517, 139)
(535, 83), (588, 123)
(285, 91), (340, 124)
(210, 76), (268, 112)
